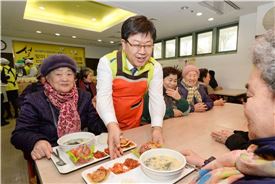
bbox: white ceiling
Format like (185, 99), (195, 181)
(1, 1), (271, 48)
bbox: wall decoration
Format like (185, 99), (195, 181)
(12, 40), (85, 67)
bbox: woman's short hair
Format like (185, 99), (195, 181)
(79, 67), (94, 80)
(198, 68), (209, 82)
(163, 67), (181, 79)
(121, 15), (156, 41)
(253, 28), (275, 93)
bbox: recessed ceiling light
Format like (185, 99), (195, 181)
(55, 33), (61, 36)
(196, 12), (202, 16)
(72, 36), (77, 39)
(91, 18), (97, 22)
(208, 17), (214, 21)
(36, 30), (42, 34)
(97, 39), (102, 42)
(39, 6), (45, 10)
(181, 6), (189, 10)
(110, 41), (114, 44)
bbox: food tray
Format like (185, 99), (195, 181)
(81, 153), (195, 184)
(51, 135), (136, 174)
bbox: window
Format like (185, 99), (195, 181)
(180, 35), (192, 56)
(196, 31), (213, 54)
(153, 42), (162, 59)
(165, 39), (176, 58)
(218, 26), (238, 52)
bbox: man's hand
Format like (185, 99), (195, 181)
(31, 140), (52, 160)
(107, 122), (123, 159)
(151, 126), (164, 145)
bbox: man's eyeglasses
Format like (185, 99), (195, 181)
(125, 40), (153, 51)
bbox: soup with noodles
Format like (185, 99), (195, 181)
(144, 155), (182, 171)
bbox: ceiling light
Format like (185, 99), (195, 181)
(36, 30), (42, 34)
(91, 18), (96, 22)
(110, 41), (114, 44)
(55, 33), (61, 36)
(181, 6), (189, 10)
(39, 6), (45, 10)
(24, 1), (136, 32)
(208, 18), (214, 21)
(97, 39), (102, 42)
(72, 36), (77, 39)
(196, 12), (202, 16)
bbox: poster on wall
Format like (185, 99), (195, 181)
(12, 40), (85, 68)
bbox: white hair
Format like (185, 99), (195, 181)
(253, 28), (275, 93)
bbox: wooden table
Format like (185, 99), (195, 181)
(213, 89), (247, 103)
(213, 89), (246, 97)
(35, 103), (247, 183)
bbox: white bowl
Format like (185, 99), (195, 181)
(57, 132), (96, 152)
(139, 148), (186, 181)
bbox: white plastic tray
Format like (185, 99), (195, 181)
(51, 135), (136, 174)
(82, 153), (195, 184)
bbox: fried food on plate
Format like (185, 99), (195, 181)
(87, 166), (109, 183)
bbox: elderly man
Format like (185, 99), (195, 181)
(181, 29), (275, 183)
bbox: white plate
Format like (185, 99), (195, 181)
(82, 153), (195, 184)
(51, 135), (136, 174)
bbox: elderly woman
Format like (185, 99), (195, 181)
(11, 54), (107, 161)
(182, 29), (275, 183)
(178, 65), (213, 112)
(198, 68), (225, 106)
(77, 67), (96, 99)
(142, 67), (190, 122)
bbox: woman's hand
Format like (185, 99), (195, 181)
(181, 149), (205, 168)
(214, 99), (225, 106)
(173, 109), (184, 117)
(31, 140), (52, 160)
(107, 122), (123, 159)
(194, 103), (207, 112)
(92, 96), (96, 109)
(151, 126), (164, 145)
(203, 150), (247, 170)
(166, 87), (181, 100)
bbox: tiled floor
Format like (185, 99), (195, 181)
(1, 118), (29, 184)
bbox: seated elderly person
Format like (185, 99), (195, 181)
(11, 54), (107, 161)
(142, 67), (190, 122)
(198, 68), (225, 106)
(178, 65), (213, 112)
(181, 29), (275, 183)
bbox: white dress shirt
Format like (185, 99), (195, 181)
(96, 54), (165, 128)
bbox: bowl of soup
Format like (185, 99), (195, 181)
(139, 148), (186, 181)
(57, 132), (96, 152)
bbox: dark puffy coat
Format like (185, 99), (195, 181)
(178, 83), (213, 112)
(11, 90), (107, 158)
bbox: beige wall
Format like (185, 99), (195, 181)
(159, 12), (256, 90)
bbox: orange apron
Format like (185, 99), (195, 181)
(112, 51), (148, 130)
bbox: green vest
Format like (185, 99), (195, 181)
(0, 65), (19, 91)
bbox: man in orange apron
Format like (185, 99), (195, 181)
(96, 15), (165, 159)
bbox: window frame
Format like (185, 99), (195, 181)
(195, 30), (214, 55)
(179, 34), (193, 57)
(216, 24), (239, 53)
(153, 41), (163, 59)
(164, 38), (177, 59)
